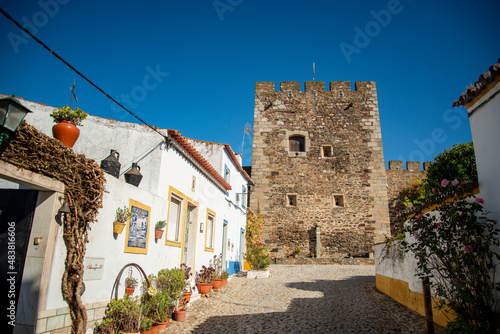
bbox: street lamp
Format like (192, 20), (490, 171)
(0, 97), (32, 146)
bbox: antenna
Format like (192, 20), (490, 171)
(313, 62), (315, 81)
(241, 122), (252, 155)
(69, 78), (77, 107)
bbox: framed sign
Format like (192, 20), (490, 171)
(124, 199), (151, 254)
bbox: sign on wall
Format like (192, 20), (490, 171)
(124, 199), (151, 254)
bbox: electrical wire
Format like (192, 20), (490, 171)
(0, 7), (169, 141)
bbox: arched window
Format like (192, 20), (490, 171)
(289, 135), (305, 152)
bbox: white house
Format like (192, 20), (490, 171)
(188, 138), (253, 275)
(0, 95), (250, 333)
(453, 57), (500, 311)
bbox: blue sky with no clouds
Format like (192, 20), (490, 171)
(0, 0), (499, 167)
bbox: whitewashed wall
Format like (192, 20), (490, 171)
(467, 82), (500, 310)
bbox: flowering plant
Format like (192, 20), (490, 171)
(245, 211), (271, 270)
(50, 106), (87, 126)
(197, 265), (215, 283)
(400, 184), (500, 332)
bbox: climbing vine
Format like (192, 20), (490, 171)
(0, 121), (105, 334)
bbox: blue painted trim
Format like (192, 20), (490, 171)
(241, 185), (247, 209)
(227, 261), (240, 275)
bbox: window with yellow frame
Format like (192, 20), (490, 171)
(204, 209), (216, 251)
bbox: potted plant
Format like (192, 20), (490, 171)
(50, 105), (87, 148)
(211, 254), (224, 291)
(173, 298), (187, 322)
(114, 206), (132, 234)
(125, 276), (138, 296)
(293, 248), (300, 258)
(196, 265), (215, 296)
(97, 295), (140, 334)
(221, 270), (229, 286)
(181, 263), (193, 302)
(154, 220), (166, 239)
(139, 316), (153, 334)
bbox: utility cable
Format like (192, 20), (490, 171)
(0, 7), (169, 141)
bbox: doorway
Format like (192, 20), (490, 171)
(0, 189), (38, 334)
(182, 203), (197, 277)
(221, 221), (228, 271)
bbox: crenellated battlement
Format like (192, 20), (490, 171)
(255, 81), (376, 97)
(387, 160), (430, 171)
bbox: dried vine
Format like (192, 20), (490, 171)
(0, 121), (105, 334)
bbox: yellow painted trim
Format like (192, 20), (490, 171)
(179, 197), (199, 266)
(165, 186), (186, 247)
(376, 274), (456, 327)
(420, 188), (480, 214)
(124, 199), (151, 254)
(204, 208), (216, 252)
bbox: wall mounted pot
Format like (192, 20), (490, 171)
(100, 149), (121, 178)
(125, 287), (134, 296)
(125, 163), (143, 187)
(52, 121), (80, 148)
(113, 221), (126, 234)
(154, 229), (164, 239)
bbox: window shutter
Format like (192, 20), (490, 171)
(289, 136), (305, 152)
(167, 197), (181, 241)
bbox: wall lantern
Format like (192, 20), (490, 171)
(199, 222), (204, 233)
(0, 97), (32, 146)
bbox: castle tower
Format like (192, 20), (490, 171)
(249, 81), (391, 258)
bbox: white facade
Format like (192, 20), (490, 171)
(0, 96), (248, 332)
(466, 81), (500, 310)
(188, 138), (251, 274)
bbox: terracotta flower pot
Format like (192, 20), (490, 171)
(125, 287), (135, 296)
(196, 282), (212, 296)
(52, 121), (80, 148)
(156, 318), (169, 330)
(150, 325), (158, 334)
(174, 309), (186, 322)
(113, 221), (126, 234)
(154, 229), (164, 239)
(140, 331), (151, 334)
(212, 278), (223, 291)
(221, 279), (227, 286)
(182, 292), (192, 303)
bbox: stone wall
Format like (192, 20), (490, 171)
(385, 161), (428, 233)
(250, 81), (391, 258)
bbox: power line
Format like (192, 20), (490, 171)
(0, 7), (168, 141)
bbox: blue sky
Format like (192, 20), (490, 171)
(1, 1), (499, 167)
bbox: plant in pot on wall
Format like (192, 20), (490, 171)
(196, 265), (215, 297)
(154, 220), (166, 239)
(114, 206), (132, 234)
(293, 248), (300, 258)
(50, 105), (87, 148)
(125, 276), (138, 296)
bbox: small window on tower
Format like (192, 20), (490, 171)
(288, 91), (292, 97)
(333, 195), (344, 208)
(265, 94), (268, 99)
(314, 93), (317, 100)
(339, 91), (343, 97)
(286, 194), (297, 207)
(322, 146), (333, 158)
(289, 136), (305, 152)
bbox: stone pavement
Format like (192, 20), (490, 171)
(166, 265), (445, 333)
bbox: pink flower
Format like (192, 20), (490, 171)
(441, 179), (449, 187)
(451, 180), (459, 186)
(475, 198), (485, 204)
(435, 222), (441, 227)
(413, 233), (418, 239)
(425, 213), (430, 216)
(464, 245), (473, 253)
(432, 187), (437, 191)
(413, 185), (419, 189)
(416, 214), (423, 220)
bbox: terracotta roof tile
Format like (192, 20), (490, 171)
(453, 57), (500, 107)
(167, 129), (232, 191)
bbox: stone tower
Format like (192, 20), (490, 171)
(249, 81), (391, 258)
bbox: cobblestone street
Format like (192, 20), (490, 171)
(166, 265), (444, 333)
